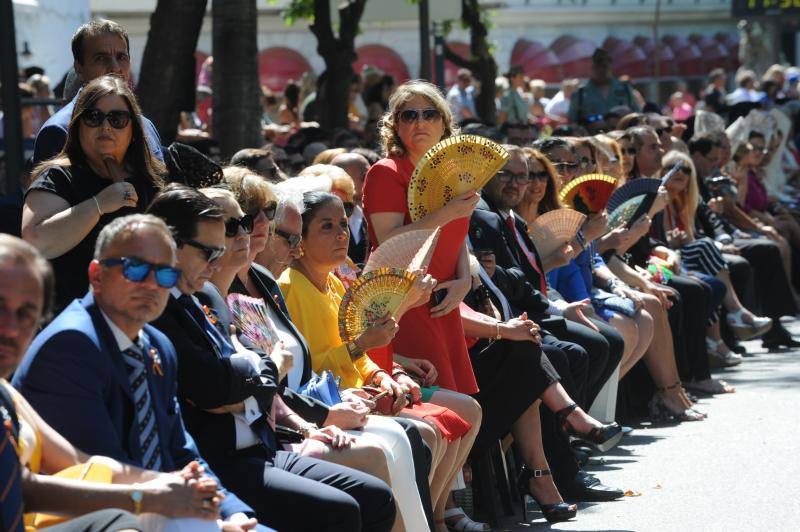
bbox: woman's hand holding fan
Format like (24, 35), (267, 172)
(269, 341), (294, 381)
(354, 313), (399, 351)
(582, 211), (609, 243)
(398, 270), (438, 315)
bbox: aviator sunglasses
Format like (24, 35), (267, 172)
(100, 257), (180, 288)
(81, 108), (132, 129)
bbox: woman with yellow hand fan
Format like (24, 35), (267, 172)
(362, 80), (487, 532)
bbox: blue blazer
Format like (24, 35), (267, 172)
(32, 92), (164, 164)
(12, 294), (252, 518)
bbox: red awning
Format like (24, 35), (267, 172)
(259, 47), (312, 92)
(602, 37), (648, 79)
(354, 44), (410, 84)
(689, 35), (729, 71)
(633, 35), (676, 77)
(510, 38), (563, 83)
(432, 41), (470, 87)
(551, 36), (596, 79)
(663, 36), (706, 77)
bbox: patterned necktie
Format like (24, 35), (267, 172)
(506, 215), (548, 295)
(0, 420), (24, 531)
(122, 342), (163, 471)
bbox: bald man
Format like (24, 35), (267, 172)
(332, 153), (371, 265)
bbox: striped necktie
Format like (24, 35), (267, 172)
(506, 215), (548, 295)
(0, 420), (24, 531)
(122, 342), (163, 471)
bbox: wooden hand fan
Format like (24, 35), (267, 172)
(528, 208), (587, 258)
(338, 267), (418, 342)
(607, 195), (647, 231)
(363, 227), (441, 274)
(558, 174), (618, 215)
(606, 178), (661, 214)
(227, 293), (281, 353)
(408, 135), (509, 221)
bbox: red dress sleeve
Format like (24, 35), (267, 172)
(362, 157), (413, 249)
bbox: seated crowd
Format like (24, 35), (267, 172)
(3, 17), (800, 532)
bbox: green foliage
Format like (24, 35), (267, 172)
(270, 0), (315, 26)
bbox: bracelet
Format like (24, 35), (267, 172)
(392, 370), (409, 379)
(299, 423), (318, 439)
(130, 484), (143, 515)
(494, 321), (502, 340)
(92, 196), (102, 216)
(346, 340), (364, 360)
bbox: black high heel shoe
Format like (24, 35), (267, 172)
(516, 465), (577, 524)
(556, 403), (623, 452)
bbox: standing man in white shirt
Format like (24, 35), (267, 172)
(446, 69), (478, 124)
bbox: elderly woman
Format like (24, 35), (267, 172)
(361, 80), (484, 531)
(22, 75), (164, 310)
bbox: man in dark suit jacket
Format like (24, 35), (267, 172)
(333, 153), (371, 266)
(33, 20), (163, 164)
(147, 185), (395, 531)
(12, 214), (261, 527)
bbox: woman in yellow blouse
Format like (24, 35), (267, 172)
(279, 191), (483, 532)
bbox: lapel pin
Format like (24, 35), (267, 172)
(149, 347), (164, 377)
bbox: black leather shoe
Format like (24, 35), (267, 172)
(561, 471), (624, 502)
(573, 448), (590, 468)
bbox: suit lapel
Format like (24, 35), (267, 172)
(85, 301), (133, 400)
(167, 294), (219, 356)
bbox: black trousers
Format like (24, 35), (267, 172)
(392, 417), (434, 531)
(213, 448), (396, 532)
(47, 510), (142, 532)
(667, 274), (712, 382)
(468, 338), (560, 455)
(541, 332), (590, 407)
(735, 238), (798, 320)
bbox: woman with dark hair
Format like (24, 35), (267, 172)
(279, 82), (301, 128)
(22, 74), (164, 310)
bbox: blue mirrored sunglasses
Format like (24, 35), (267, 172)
(100, 257), (180, 288)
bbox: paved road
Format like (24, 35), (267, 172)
(494, 317), (800, 532)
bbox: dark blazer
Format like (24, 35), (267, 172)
(198, 278), (330, 426)
(347, 216), (370, 266)
(150, 290), (280, 462)
(469, 196), (550, 318)
(12, 294), (252, 518)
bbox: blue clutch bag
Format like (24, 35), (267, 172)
(298, 370), (343, 406)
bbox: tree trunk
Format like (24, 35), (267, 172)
(137, 0), (208, 145)
(212, 0), (262, 159)
(443, 0), (497, 124)
(309, 0), (366, 131)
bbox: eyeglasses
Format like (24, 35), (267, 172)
(251, 201), (277, 222)
(274, 228), (302, 248)
(578, 157), (596, 170)
(225, 214), (255, 237)
(100, 257), (180, 288)
(529, 170), (550, 182)
(398, 108), (442, 124)
(81, 108), (131, 129)
(621, 147), (637, 156)
(496, 171), (530, 185)
(343, 202), (355, 217)
(180, 240), (227, 263)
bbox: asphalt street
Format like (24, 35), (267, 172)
(495, 317), (800, 532)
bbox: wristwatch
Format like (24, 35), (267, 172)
(130, 485), (143, 515)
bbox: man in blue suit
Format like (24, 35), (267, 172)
(33, 19), (163, 164)
(13, 214), (265, 530)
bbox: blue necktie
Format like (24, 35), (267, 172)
(122, 342), (163, 471)
(0, 420), (24, 531)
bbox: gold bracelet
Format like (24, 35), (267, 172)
(495, 321), (502, 340)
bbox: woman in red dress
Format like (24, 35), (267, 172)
(362, 80), (485, 531)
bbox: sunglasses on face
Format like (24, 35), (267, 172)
(621, 147), (637, 155)
(274, 228), (302, 248)
(100, 257), (180, 288)
(398, 108), (442, 124)
(81, 108), (131, 129)
(496, 171), (530, 185)
(552, 161), (580, 171)
(225, 214), (255, 237)
(180, 239), (227, 263)
(251, 201), (277, 222)
(655, 127), (670, 137)
(578, 157), (596, 169)
(675, 165), (693, 175)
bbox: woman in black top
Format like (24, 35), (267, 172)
(22, 75), (164, 310)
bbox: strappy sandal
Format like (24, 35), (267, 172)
(650, 382), (706, 422)
(556, 403), (623, 452)
(443, 507), (491, 531)
(684, 378), (736, 395)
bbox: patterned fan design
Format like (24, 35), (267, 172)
(607, 196), (646, 230)
(528, 209), (587, 258)
(606, 178), (661, 214)
(558, 174), (618, 215)
(363, 228), (441, 274)
(227, 293), (281, 353)
(408, 135), (509, 221)
(338, 268), (418, 342)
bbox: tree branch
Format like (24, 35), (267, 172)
(443, 42), (476, 70)
(310, 0), (336, 57)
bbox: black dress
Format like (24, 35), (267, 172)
(26, 164), (158, 311)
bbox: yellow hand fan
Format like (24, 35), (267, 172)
(363, 227), (441, 274)
(408, 135), (509, 221)
(528, 208), (587, 258)
(558, 174), (618, 215)
(338, 268), (418, 342)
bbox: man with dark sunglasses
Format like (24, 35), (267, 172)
(13, 214), (265, 529)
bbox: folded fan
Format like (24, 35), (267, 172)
(528, 208), (586, 257)
(363, 227), (441, 274)
(558, 174), (618, 215)
(227, 293), (281, 353)
(408, 135), (509, 221)
(606, 178), (661, 214)
(607, 195), (647, 230)
(338, 267), (418, 342)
